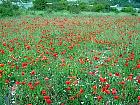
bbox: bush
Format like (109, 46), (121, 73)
(110, 7), (120, 13)
(67, 4), (80, 14)
(91, 3), (110, 12)
(79, 2), (88, 11)
(52, 1), (68, 11)
(121, 7), (136, 13)
(0, 1), (20, 17)
(33, 0), (47, 10)
(33, 0), (68, 11)
(131, 13), (138, 16)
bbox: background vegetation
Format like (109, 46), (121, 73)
(0, 0), (140, 17)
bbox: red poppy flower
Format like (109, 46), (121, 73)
(108, 72), (112, 76)
(127, 75), (133, 81)
(5, 79), (10, 84)
(41, 90), (46, 95)
(65, 81), (71, 85)
(105, 57), (111, 62)
(92, 85), (97, 90)
(61, 50), (66, 55)
(105, 90), (110, 94)
(66, 87), (71, 91)
(15, 81), (20, 85)
(28, 82), (32, 87)
(0, 70), (3, 74)
(53, 53), (58, 58)
(138, 80), (140, 84)
(2, 42), (6, 46)
(34, 81), (40, 86)
(49, 41), (53, 45)
(45, 77), (49, 81)
(21, 81), (26, 85)
(125, 62), (129, 67)
(137, 64), (140, 69)
(22, 62), (28, 68)
(9, 48), (14, 52)
(88, 72), (95, 75)
(100, 77), (107, 83)
(112, 88), (117, 94)
(45, 99), (52, 104)
(30, 85), (34, 90)
(138, 96), (140, 100)
(0, 64), (4, 67)
(0, 74), (3, 78)
(46, 51), (49, 54)
(69, 56), (73, 60)
(97, 96), (102, 101)
(119, 81), (125, 85)
(42, 56), (48, 61)
(30, 70), (35, 75)
(105, 84), (110, 89)
(101, 87), (107, 92)
(119, 54), (123, 58)
(21, 72), (25, 76)
(114, 95), (119, 100)
(44, 96), (50, 100)
(25, 45), (31, 50)
(69, 96), (75, 100)
(115, 72), (121, 77)
(79, 88), (84, 94)
(93, 56), (100, 61)
(50, 48), (55, 51)
(0, 50), (5, 54)
(68, 46), (73, 50)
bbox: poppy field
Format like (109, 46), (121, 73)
(0, 15), (140, 105)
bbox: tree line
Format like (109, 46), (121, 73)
(0, 0), (140, 17)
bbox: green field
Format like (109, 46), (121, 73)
(0, 13), (140, 105)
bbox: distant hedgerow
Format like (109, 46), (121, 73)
(0, 1), (20, 17)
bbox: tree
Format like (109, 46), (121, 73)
(33, 0), (47, 10)
(133, 0), (140, 3)
(0, 0), (20, 17)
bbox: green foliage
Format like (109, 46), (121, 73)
(133, 0), (140, 3)
(121, 7), (136, 13)
(12, 0), (31, 3)
(33, 0), (47, 10)
(91, 3), (110, 12)
(67, 4), (80, 14)
(21, 0), (31, 3)
(0, 1), (20, 17)
(52, 1), (68, 11)
(79, 2), (88, 11)
(33, 0), (68, 11)
(110, 7), (120, 13)
(131, 13), (138, 16)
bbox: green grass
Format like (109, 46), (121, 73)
(0, 13), (140, 105)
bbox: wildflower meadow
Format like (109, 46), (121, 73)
(0, 15), (140, 105)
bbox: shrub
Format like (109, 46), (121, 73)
(131, 13), (138, 16)
(33, 0), (47, 10)
(67, 4), (80, 14)
(79, 2), (88, 11)
(121, 7), (136, 13)
(33, 0), (68, 11)
(91, 3), (110, 12)
(0, 1), (20, 17)
(110, 7), (120, 13)
(52, 1), (68, 11)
